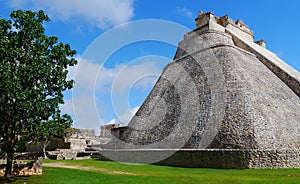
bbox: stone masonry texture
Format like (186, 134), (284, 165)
(103, 12), (300, 168)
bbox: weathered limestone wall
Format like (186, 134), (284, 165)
(65, 128), (96, 151)
(68, 128), (96, 139)
(114, 30), (300, 150)
(26, 128), (97, 153)
(26, 128), (100, 160)
(47, 149), (78, 160)
(0, 158), (42, 176)
(105, 12), (300, 168)
(225, 24), (300, 98)
(100, 124), (126, 138)
(191, 12), (300, 98)
(98, 149), (300, 169)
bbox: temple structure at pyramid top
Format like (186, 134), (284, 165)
(195, 12), (254, 42)
(98, 12), (300, 169)
(178, 11), (300, 97)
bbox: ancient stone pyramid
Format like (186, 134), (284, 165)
(101, 12), (300, 169)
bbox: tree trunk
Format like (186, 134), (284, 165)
(43, 147), (47, 159)
(42, 145), (47, 159)
(4, 150), (14, 178)
(42, 139), (49, 159)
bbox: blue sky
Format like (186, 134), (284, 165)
(1, 0), (299, 134)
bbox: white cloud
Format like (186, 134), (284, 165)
(62, 56), (161, 132)
(109, 61), (161, 93)
(70, 56), (103, 91)
(177, 7), (193, 19)
(71, 56), (160, 93)
(107, 105), (139, 125)
(107, 118), (118, 125)
(118, 106), (139, 123)
(7, 0), (135, 28)
(61, 93), (108, 135)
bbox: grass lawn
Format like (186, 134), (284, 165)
(2, 159), (300, 183)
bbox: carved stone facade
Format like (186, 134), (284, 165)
(103, 12), (300, 168)
(65, 128), (97, 151)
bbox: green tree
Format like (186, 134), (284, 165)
(30, 114), (72, 159)
(0, 10), (77, 177)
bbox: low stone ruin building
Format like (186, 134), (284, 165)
(25, 128), (99, 159)
(64, 128), (98, 151)
(25, 125), (125, 159)
(47, 128), (100, 159)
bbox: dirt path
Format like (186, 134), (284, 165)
(43, 162), (136, 175)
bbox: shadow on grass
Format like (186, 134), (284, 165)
(0, 176), (31, 183)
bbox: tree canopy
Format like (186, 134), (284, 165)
(0, 10), (77, 177)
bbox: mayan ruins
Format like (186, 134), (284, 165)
(24, 126), (123, 160)
(97, 12), (300, 169)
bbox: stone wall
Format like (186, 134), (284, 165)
(0, 158), (42, 176)
(47, 149), (78, 160)
(100, 124), (126, 138)
(106, 12), (300, 168)
(229, 33), (300, 98)
(65, 128), (97, 151)
(98, 149), (300, 169)
(25, 128), (101, 160)
(111, 33), (300, 150)
(26, 128), (97, 153)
